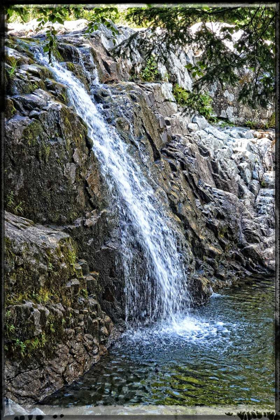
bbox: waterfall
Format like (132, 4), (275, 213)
(36, 47), (191, 327)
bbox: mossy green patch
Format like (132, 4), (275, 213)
(38, 142), (51, 163)
(59, 105), (87, 151)
(65, 62), (89, 89)
(5, 329), (59, 360)
(5, 98), (16, 119)
(31, 64), (53, 79)
(15, 39), (36, 61)
(45, 78), (68, 104)
(173, 84), (214, 121)
(5, 55), (17, 68)
(66, 62), (75, 72)
(267, 112), (275, 128)
(52, 47), (64, 63)
(22, 119), (43, 146)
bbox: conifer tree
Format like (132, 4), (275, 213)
(126, 5), (276, 108)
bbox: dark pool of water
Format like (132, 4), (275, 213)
(42, 278), (274, 408)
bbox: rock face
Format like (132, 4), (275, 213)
(112, 27), (274, 127)
(90, 79), (275, 286)
(5, 211), (115, 404)
(5, 34), (125, 404)
(207, 82), (274, 126)
(4, 21), (275, 404)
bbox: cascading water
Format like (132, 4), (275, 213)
(25, 42), (274, 413)
(36, 45), (192, 328)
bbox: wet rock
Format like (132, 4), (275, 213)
(66, 278), (80, 296)
(5, 90), (106, 224)
(78, 259), (90, 275)
(261, 171), (274, 188)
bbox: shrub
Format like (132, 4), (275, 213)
(245, 120), (258, 129)
(140, 56), (161, 82)
(6, 56), (18, 78)
(219, 120), (235, 128)
(173, 84), (214, 121)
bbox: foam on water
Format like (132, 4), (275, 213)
(122, 312), (232, 349)
(210, 292), (224, 298)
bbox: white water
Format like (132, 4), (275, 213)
(36, 47), (192, 328)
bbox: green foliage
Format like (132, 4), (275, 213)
(173, 84), (214, 121)
(6, 191), (15, 208)
(84, 7), (120, 42)
(28, 337), (41, 350)
(126, 5), (276, 108)
(5, 5), (276, 107)
(14, 201), (24, 215)
(6, 192), (24, 215)
(15, 339), (26, 357)
(7, 287), (53, 305)
(24, 333), (47, 353)
(66, 62), (75, 72)
(49, 323), (55, 333)
(162, 72), (169, 82)
(140, 56), (161, 82)
(5, 5), (122, 61)
(219, 120), (235, 128)
(31, 288), (51, 304)
(43, 27), (58, 64)
(244, 117), (275, 130)
(35, 8), (69, 63)
(173, 84), (190, 105)
(80, 288), (88, 298)
(267, 112), (275, 128)
(5, 310), (17, 339)
(6, 310), (12, 319)
(245, 120), (258, 129)
(6, 332), (48, 359)
(6, 57), (18, 78)
(68, 248), (76, 267)
(6, 323), (15, 335)
(6, 6), (31, 23)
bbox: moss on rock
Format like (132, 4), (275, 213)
(5, 98), (16, 120)
(4, 211), (113, 365)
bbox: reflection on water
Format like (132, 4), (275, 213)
(42, 278), (274, 408)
